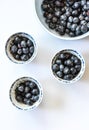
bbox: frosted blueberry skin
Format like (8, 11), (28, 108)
(51, 49), (85, 84)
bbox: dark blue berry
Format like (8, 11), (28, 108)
(11, 45), (17, 53)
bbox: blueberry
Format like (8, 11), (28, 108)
(21, 54), (29, 61)
(24, 86), (30, 93)
(30, 96), (39, 102)
(59, 53), (65, 59)
(57, 25), (65, 35)
(11, 45), (17, 53)
(23, 98), (33, 105)
(70, 67), (77, 75)
(68, 16), (73, 23)
(56, 71), (63, 78)
(67, 22), (71, 29)
(60, 15), (67, 21)
(49, 22), (56, 29)
(71, 24), (77, 31)
(73, 2), (80, 9)
(29, 46), (34, 54)
(75, 65), (81, 72)
(27, 40), (33, 47)
(67, 0), (74, 5)
(15, 54), (19, 59)
(85, 16), (89, 22)
(52, 17), (58, 23)
(73, 17), (79, 23)
(22, 48), (29, 54)
(16, 95), (23, 102)
(63, 74), (73, 80)
(17, 49), (22, 55)
(72, 10), (78, 16)
(55, 1), (61, 7)
(60, 20), (67, 27)
(41, 3), (48, 11)
(31, 89), (39, 95)
(47, 13), (53, 20)
(14, 37), (21, 44)
(21, 40), (27, 48)
(25, 93), (31, 98)
(29, 82), (36, 89)
(59, 64), (64, 72)
(81, 24), (88, 33)
(79, 14), (84, 21)
(69, 32), (75, 37)
(17, 85), (24, 92)
(55, 11), (61, 17)
(81, 0), (86, 6)
(66, 29), (70, 34)
(25, 81), (30, 86)
(66, 59), (73, 66)
(63, 67), (70, 74)
(66, 11), (71, 17)
(52, 64), (59, 72)
(56, 59), (62, 65)
(74, 58), (81, 65)
(81, 20), (87, 25)
(87, 22), (89, 28)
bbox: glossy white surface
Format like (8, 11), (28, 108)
(0, 0), (89, 130)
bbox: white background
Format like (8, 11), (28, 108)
(0, 0), (89, 130)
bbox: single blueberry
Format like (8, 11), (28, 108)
(16, 95), (23, 103)
(25, 86), (30, 93)
(17, 49), (22, 55)
(17, 85), (25, 92)
(25, 93), (31, 98)
(11, 45), (17, 53)
(63, 67), (70, 74)
(22, 48), (29, 54)
(52, 64), (59, 72)
(31, 89), (39, 95)
(56, 71), (63, 78)
(21, 54), (29, 61)
(59, 64), (64, 72)
(29, 46), (34, 54)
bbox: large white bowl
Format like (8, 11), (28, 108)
(35, 0), (89, 40)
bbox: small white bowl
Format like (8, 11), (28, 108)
(5, 32), (37, 64)
(9, 77), (43, 110)
(35, 0), (89, 40)
(51, 49), (85, 84)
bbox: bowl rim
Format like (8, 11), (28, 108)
(51, 49), (85, 84)
(9, 77), (43, 110)
(34, 0), (89, 40)
(5, 32), (37, 64)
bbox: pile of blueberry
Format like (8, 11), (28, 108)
(10, 35), (34, 61)
(15, 80), (40, 106)
(52, 51), (81, 80)
(41, 0), (89, 37)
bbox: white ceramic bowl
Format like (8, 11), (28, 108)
(9, 77), (43, 110)
(5, 32), (37, 64)
(51, 49), (85, 84)
(35, 0), (89, 40)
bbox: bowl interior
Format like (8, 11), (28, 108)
(35, 0), (89, 40)
(5, 32), (37, 64)
(9, 77), (43, 110)
(52, 49), (85, 84)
